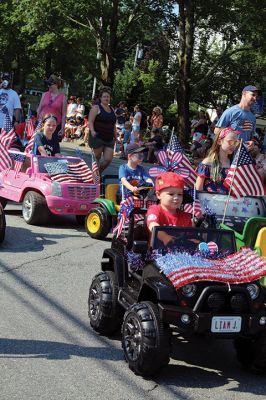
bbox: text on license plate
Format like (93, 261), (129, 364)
(211, 316), (242, 333)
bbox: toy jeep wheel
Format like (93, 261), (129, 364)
(0, 206), (6, 243)
(22, 191), (49, 225)
(234, 334), (266, 373)
(0, 197), (7, 209)
(88, 271), (123, 335)
(85, 208), (111, 239)
(121, 301), (170, 376)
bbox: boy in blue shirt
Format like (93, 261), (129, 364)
(119, 143), (153, 198)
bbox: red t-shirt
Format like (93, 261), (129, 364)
(146, 204), (192, 229)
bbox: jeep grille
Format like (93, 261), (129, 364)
(67, 185), (97, 201)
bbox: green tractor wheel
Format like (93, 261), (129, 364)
(86, 207), (112, 239)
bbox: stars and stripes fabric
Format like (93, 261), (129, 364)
(91, 152), (100, 184)
(10, 152), (26, 177)
(149, 150), (190, 180)
(156, 247), (266, 289)
(224, 144), (266, 198)
(26, 118), (35, 138)
(183, 187), (202, 217)
(113, 196), (134, 237)
(113, 196), (144, 237)
(0, 114), (16, 172)
(44, 160), (94, 183)
(25, 119), (42, 154)
(167, 134), (197, 188)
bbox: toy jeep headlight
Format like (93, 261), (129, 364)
(246, 283), (260, 300)
(181, 284), (197, 298)
(51, 181), (62, 197)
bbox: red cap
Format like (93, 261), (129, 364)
(155, 172), (184, 192)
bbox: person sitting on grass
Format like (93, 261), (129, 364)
(146, 172), (194, 245)
(119, 143), (153, 200)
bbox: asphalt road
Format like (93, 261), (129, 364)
(0, 143), (265, 400)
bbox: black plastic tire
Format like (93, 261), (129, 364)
(0, 206), (6, 243)
(85, 207), (111, 239)
(234, 334), (266, 374)
(0, 197), (7, 209)
(121, 301), (170, 376)
(88, 271), (123, 335)
(22, 191), (49, 225)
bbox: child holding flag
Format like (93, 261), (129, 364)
(195, 127), (240, 194)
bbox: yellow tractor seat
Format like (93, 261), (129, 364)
(105, 183), (120, 211)
(254, 227), (266, 286)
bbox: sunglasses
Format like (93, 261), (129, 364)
(227, 140), (240, 146)
(132, 152), (144, 159)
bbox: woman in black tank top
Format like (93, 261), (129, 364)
(89, 87), (117, 173)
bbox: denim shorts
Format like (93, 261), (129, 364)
(89, 133), (115, 149)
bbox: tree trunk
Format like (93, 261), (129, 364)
(176, 0), (195, 146)
(99, 0), (119, 87)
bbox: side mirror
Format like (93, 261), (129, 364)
(132, 240), (148, 254)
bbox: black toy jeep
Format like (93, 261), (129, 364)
(88, 209), (266, 376)
(0, 204), (6, 243)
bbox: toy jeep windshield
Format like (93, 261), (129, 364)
(88, 210), (266, 376)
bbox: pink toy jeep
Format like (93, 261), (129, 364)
(0, 152), (100, 225)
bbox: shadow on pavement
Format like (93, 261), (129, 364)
(0, 338), (121, 361)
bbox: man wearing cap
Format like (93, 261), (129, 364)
(119, 143), (153, 199)
(214, 85), (258, 143)
(0, 72), (21, 130)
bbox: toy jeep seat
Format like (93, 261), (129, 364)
(254, 228), (266, 286)
(220, 217), (266, 250)
(197, 192), (266, 233)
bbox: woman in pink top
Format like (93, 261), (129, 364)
(37, 74), (67, 141)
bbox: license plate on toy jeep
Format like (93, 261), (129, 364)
(211, 316), (242, 333)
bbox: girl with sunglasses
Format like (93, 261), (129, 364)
(37, 74), (67, 141)
(195, 127), (240, 194)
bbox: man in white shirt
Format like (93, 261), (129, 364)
(0, 72), (21, 130)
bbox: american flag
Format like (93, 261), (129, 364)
(156, 247), (266, 289)
(91, 152), (100, 184)
(26, 118), (35, 138)
(45, 160), (94, 183)
(224, 144), (266, 198)
(0, 114), (16, 171)
(10, 152), (26, 177)
(183, 187), (202, 217)
(167, 134), (197, 188)
(113, 196), (144, 237)
(25, 119), (42, 154)
(113, 196), (134, 237)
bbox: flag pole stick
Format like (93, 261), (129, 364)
(192, 184), (196, 220)
(23, 103), (31, 142)
(221, 140), (243, 225)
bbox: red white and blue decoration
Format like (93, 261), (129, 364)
(155, 247), (266, 289)
(113, 196), (144, 237)
(44, 160), (95, 183)
(224, 143), (266, 197)
(0, 113), (16, 172)
(198, 241), (218, 255)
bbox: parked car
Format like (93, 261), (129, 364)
(0, 151), (100, 225)
(88, 207), (266, 376)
